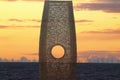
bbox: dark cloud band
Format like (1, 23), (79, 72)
(76, 19), (94, 23)
(94, 0), (120, 3)
(0, 25), (8, 28)
(82, 29), (120, 34)
(75, 3), (120, 13)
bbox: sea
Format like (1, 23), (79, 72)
(0, 62), (120, 80)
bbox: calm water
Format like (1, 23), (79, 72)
(0, 62), (120, 80)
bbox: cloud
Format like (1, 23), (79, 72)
(93, 0), (120, 3)
(0, 58), (9, 62)
(75, 3), (120, 13)
(23, 53), (38, 56)
(77, 29), (120, 41)
(0, 25), (40, 29)
(9, 19), (23, 22)
(8, 19), (41, 23)
(17, 26), (40, 28)
(82, 29), (120, 34)
(0, 25), (8, 28)
(76, 19), (94, 23)
(78, 51), (120, 57)
(78, 50), (120, 63)
(27, 19), (41, 22)
(19, 56), (30, 62)
(0, 0), (16, 1)
(0, 57), (38, 62)
(23, 0), (43, 1)
(0, 19), (41, 29)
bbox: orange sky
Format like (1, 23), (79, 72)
(0, 0), (120, 62)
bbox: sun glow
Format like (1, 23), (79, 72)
(0, 0), (120, 62)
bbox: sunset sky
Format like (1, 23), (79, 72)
(0, 0), (120, 62)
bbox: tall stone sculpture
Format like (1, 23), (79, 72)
(39, 0), (77, 80)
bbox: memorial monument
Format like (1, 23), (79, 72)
(39, 0), (77, 80)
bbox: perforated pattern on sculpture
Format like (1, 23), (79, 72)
(46, 2), (71, 62)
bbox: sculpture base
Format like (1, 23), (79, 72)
(40, 62), (76, 80)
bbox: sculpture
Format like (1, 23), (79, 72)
(39, 0), (77, 80)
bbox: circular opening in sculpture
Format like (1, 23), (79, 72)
(51, 45), (65, 59)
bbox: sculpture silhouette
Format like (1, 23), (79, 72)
(39, 0), (77, 80)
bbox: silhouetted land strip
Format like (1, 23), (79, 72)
(0, 62), (120, 80)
